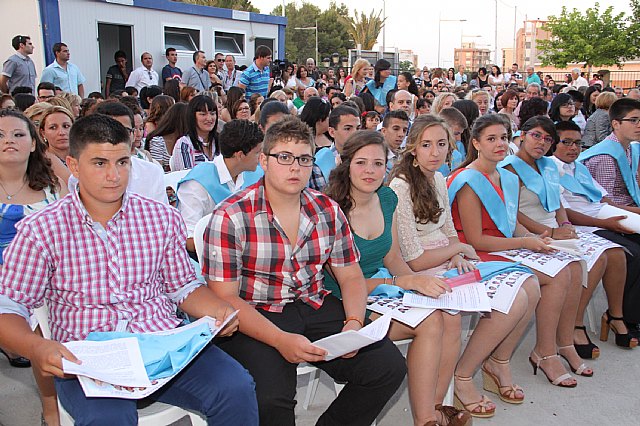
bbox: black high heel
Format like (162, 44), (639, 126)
(574, 325), (600, 359)
(0, 347), (31, 368)
(600, 310), (639, 349)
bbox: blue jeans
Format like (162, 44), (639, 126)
(55, 344), (258, 426)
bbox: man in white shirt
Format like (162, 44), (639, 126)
(221, 55), (242, 92)
(177, 119), (263, 253)
(551, 120), (640, 336)
(503, 63), (522, 87)
(126, 52), (159, 91)
(570, 68), (589, 89)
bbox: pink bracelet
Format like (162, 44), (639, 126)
(560, 221), (572, 227)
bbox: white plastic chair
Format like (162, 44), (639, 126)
(193, 213), (213, 263)
(33, 305), (207, 425)
(163, 169), (190, 193)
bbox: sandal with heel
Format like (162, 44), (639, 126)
(528, 351), (577, 388)
(558, 345), (593, 377)
(573, 325), (600, 359)
(453, 375), (496, 418)
(435, 404), (472, 426)
(600, 310), (638, 349)
(481, 356), (524, 404)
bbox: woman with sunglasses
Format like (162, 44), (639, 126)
(501, 116), (630, 369)
(449, 114), (585, 392)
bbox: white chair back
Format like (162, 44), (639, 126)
(163, 169), (190, 192)
(193, 213), (213, 264)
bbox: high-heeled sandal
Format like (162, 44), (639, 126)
(435, 404), (472, 426)
(453, 375), (496, 418)
(481, 356), (525, 404)
(573, 325), (600, 359)
(528, 351), (577, 388)
(600, 310), (639, 349)
(0, 347), (31, 368)
(558, 345), (593, 377)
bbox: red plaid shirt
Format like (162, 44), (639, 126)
(204, 179), (359, 312)
(0, 190), (201, 343)
(583, 133), (638, 207)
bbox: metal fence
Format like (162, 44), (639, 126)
(540, 70), (640, 90)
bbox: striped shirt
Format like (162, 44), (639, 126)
(204, 179), (359, 312)
(0, 190), (201, 343)
(239, 62), (270, 99)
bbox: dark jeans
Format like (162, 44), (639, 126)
(595, 230), (640, 323)
(55, 344), (258, 426)
(217, 295), (407, 426)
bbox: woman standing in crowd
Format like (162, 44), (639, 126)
(432, 93), (458, 116)
(170, 95), (218, 171)
(0, 109), (67, 426)
(477, 67), (490, 89)
(445, 68), (456, 87)
(144, 94), (174, 135)
(583, 86), (601, 119)
(230, 98), (252, 121)
(448, 114), (585, 397)
(337, 67), (347, 89)
(248, 93), (263, 119)
(549, 93), (577, 124)
(39, 105), (74, 186)
(398, 72), (420, 97)
(295, 65), (315, 98)
(489, 66), (504, 88)
(582, 92), (617, 148)
(324, 130), (472, 426)
(206, 60), (222, 89)
(145, 102), (189, 171)
(220, 86), (245, 122)
(467, 90), (491, 116)
(344, 59), (371, 98)
(299, 96), (332, 149)
(363, 59), (397, 113)
(498, 90), (520, 130)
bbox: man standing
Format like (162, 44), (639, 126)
(0, 114), (258, 425)
(126, 52), (159, 91)
(180, 50), (209, 92)
(205, 115), (406, 426)
(105, 50), (129, 97)
(571, 68), (589, 89)
(454, 65), (467, 87)
(221, 55), (242, 92)
(306, 57), (320, 81)
(161, 48), (182, 82)
(524, 66), (541, 87)
(40, 42), (86, 97)
(503, 63), (522, 86)
(238, 45), (273, 100)
(0, 35), (37, 94)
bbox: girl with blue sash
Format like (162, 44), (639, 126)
(448, 114), (584, 391)
(362, 59), (397, 113)
(323, 130), (472, 426)
(387, 116), (539, 418)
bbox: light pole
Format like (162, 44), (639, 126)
(294, 20), (318, 67)
(382, 0), (386, 53)
(438, 15), (466, 67)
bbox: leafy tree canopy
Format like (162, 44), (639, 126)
(173, 0), (259, 13)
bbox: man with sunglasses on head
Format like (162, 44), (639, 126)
(552, 119), (640, 339)
(204, 115), (406, 426)
(1, 35), (37, 95)
(126, 52), (159, 91)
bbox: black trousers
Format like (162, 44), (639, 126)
(217, 295), (407, 426)
(595, 230), (640, 324)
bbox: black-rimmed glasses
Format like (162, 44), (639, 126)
(267, 152), (314, 167)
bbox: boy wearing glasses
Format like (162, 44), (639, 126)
(204, 116), (406, 426)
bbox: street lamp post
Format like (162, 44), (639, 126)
(438, 15), (466, 67)
(293, 20), (318, 67)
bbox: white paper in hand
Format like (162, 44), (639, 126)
(312, 312), (393, 361)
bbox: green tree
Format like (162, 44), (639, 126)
(340, 9), (385, 50)
(173, 0), (259, 13)
(538, 2), (639, 74)
(398, 60), (413, 72)
(271, 2), (354, 65)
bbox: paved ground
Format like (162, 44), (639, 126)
(1, 288), (638, 425)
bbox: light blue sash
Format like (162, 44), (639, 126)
(500, 155), (561, 212)
(456, 140), (467, 159)
(578, 139), (640, 205)
(314, 148), (337, 183)
(243, 165), (264, 187)
(559, 161), (603, 203)
(448, 168), (520, 238)
(369, 268), (404, 297)
(86, 322), (212, 380)
(443, 261), (531, 281)
(365, 75), (397, 107)
(438, 149), (465, 177)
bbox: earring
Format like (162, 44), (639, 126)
(412, 158), (419, 168)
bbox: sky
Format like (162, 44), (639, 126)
(251, 0), (634, 68)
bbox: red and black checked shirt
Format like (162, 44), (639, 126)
(0, 190), (201, 343)
(204, 180), (359, 313)
(583, 133), (638, 207)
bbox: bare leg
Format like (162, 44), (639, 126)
(33, 327), (59, 426)
(386, 311), (444, 425)
(434, 313), (461, 404)
(531, 267), (577, 386)
(600, 248), (629, 335)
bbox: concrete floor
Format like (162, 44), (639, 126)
(1, 289), (639, 425)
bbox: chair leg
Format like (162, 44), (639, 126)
(302, 368), (321, 410)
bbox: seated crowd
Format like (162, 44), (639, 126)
(2, 35), (640, 426)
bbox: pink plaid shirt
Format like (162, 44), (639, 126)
(0, 190), (201, 343)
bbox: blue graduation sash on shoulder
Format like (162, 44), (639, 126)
(578, 138), (640, 205)
(314, 148), (338, 182)
(558, 161), (603, 203)
(177, 162), (235, 205)
(242, 165), (264, 187)
(365, 75), (397, 106)
(447, 168), (519, 238)
(456, 140), (467, 159)
(437, 149), (465, 177)
(499, 155), (560, 212)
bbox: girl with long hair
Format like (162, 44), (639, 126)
(170, 95), (218, 171)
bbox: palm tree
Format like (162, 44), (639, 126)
(340, 9), (385, 50)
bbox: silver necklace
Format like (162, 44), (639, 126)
(0, 180), (27, 200)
